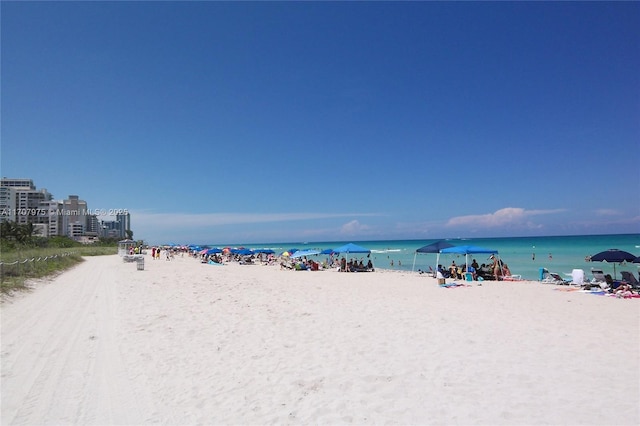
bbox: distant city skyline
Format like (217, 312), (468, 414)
(2, 2), (639, 245)
(0, 177), (131, 241)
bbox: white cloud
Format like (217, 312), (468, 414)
(446, 207), (566, 228)
(595, 209), (621, 216)
(340, 220), (371, 235)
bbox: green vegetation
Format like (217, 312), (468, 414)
(1, 221), (119, 295)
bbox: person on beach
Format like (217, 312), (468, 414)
(467, 264), (477, 280)
(611, 282), (634, 298)
(449, 261), (457, 279)
(502, 263), (512, 277)
(490, 255), (501, 280)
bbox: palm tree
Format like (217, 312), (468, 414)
(0, 220), (19, 241)
(17, 223), (36, 243)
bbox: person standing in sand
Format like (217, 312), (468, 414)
(491, 255), (501, 280)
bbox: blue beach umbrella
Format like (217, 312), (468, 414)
(254, 249), (275, 254)
(590, 249), (637, 279)
(232, 248), (254, 256)
(291, 249), (321, 259)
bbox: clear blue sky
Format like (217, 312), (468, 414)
(2, 1), (639, 245)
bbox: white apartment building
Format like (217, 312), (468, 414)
(0, 186), (16, 223)
(43, 200), (63, 237)
(0, 178), (52, 225)
(60, 195), (88, 240)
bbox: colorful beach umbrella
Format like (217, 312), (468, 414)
(589, 249), (637, 279)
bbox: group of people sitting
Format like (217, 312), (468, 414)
(280, 255), (375, 272)
(280, 257), (321, 271)
(437, 256), (513, 281)
(584, 273), (639, 298)
(339, 257), (374, 272)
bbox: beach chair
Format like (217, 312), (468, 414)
(569, 269), (587, 286)
(502, 274), (524, 281)
(591, 268), (606, 283)
(541, 270), (568, 285)
(620, 271), (640, 289)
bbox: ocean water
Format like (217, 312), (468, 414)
(234, 234), (640, 281)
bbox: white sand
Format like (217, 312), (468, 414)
(1, 254), (638, 425)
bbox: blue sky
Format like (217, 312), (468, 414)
(2, 1), (639, 245)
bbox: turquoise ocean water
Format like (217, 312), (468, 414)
(227, 234), (640, 281)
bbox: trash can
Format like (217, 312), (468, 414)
(136, 257), (145, 271)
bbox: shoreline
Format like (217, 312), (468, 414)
(1, 254), (638, 424)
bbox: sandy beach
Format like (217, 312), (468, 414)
(1, 254), (638, 425)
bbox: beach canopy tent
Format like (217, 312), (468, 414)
(589, 249), (637, 279)
(320, 248), (335, 255)
(291, 249), (321, 259)
(333, 243), (371, 254)
(411, 240), (456, 272)
(205, 248), (222, 255)
(333, 243), (371, 264)
(438, 245), (499, 269)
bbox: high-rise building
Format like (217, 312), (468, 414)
(1, 178), (132, 242)
(1, 178), (52, 225)
(43, 200), (63, 237)
(86, 214), (100, 236)
(60, 195), (88, 239)
(0, 186), (16, 223)
(0, 178), (35, 190)
(100, 220), (121, 239)
(116, 212), (131, 239)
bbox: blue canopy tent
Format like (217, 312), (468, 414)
(333, 243), (371, 266)
(205, 248), (223, 255)
(411, 240), (456, 273)
(333, 243), (371, 254)
(438, 245), (499, 270)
